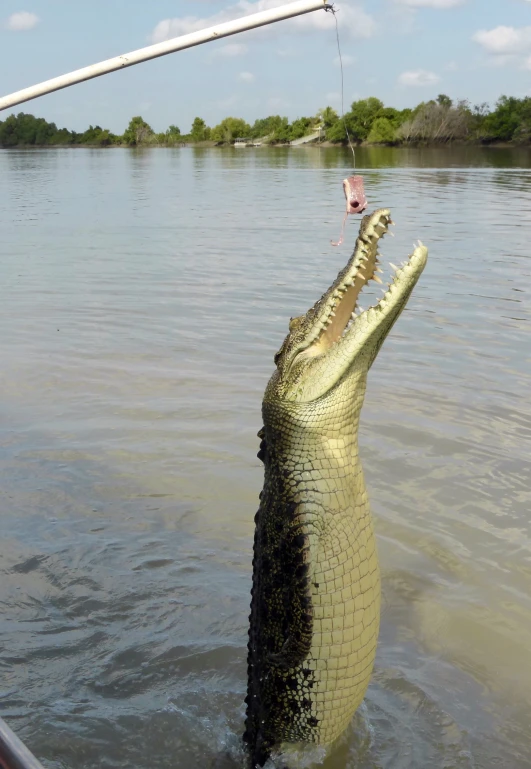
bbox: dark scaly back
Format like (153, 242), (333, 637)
(243, 410), (317, 768)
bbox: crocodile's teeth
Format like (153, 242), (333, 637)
(389, 262), (398, 271)
(372, 275), (383, 284)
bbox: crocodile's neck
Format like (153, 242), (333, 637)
(260, 379), (367, 521)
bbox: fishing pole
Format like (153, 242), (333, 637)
(0, 716), (46, 769)
(0, 0), (330, 113)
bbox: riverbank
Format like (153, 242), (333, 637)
(0, 139), (525, 150)
(2, 96), (531, 149)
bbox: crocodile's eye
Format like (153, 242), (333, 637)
(274, 351), (282, 365)
(289, 315), (303, 332)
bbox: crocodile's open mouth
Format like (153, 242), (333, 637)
(271, 209), (427, 400)
(297, 208), (426, 360)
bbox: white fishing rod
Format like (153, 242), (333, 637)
(0, 714), (46, 769)
(0, 0), (330, 113)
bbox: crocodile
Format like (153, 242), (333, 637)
(243, 208), (427, 768)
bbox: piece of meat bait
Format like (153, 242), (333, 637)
(331, 175), (368, 247)
(343, 175), (368, 215)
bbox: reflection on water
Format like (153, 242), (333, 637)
(0, 146), (530, 769)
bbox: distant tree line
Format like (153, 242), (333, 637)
(0, 112), (116, 147)
(2, 95), (531, 148)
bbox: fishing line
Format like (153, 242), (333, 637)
(326, 4), (362, 247)
(326, 4), (356, 167)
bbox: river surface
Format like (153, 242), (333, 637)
(1, 145), (530, 769)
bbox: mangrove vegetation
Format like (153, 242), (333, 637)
(1, 94), (531, 148)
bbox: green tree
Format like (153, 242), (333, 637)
(289, 116), (312, 141)
(34, 118), (56, 144)
(76, 124), (116, 146)
(0, 112), (77, 146)
(189, 117), (210, 142)
(512, 98), (531, 143)
(250, 115), (290, 142)
(123, 116), (154, 146)
(349, 98), (384, 139)
(163, 124), (182, 146)
(367, 117), (396, 144)
(327, 97), (384, 143)
(317, 106), (339, 130)
(437, 94), (453, 108)
(53, 127), (76, 145)
(374, 106), (410, 129)
(211, 116), (251, 143)
(481, 96), (524, 142)
(326, 118), (349, 143)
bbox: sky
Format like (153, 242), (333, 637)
(0, 0), (530, 134)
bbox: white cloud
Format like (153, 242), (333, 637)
(213, 42), (248, 56)
(333, 54), (355, 67)
(325, 91), (341, 103)
(398, 69), (441, 86)
(395, 0), (464, 6)
(473, 26), (531, 55)
(239, 71), (255, 82)
(5, 11), (39, 31)
(150, 1), (376, 44)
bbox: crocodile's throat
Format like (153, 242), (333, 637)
(244, 211), (428, 768)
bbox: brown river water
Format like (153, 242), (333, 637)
(0, 145), (530, 769)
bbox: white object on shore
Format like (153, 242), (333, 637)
(0, 0), (328, 113)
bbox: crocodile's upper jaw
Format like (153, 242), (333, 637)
(268, 209), (428, 405)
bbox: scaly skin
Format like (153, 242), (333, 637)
(244, 210), (428, 768)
